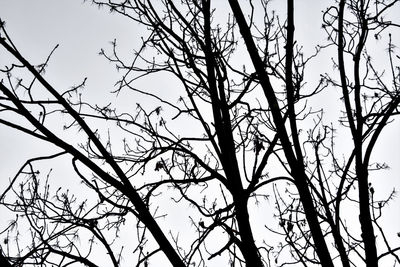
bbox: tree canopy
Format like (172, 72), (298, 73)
(1, 1), (400, 266)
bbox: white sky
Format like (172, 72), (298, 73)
(1, 0), (400, 266)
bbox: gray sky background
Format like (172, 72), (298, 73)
(1, 1), (400, 266)
(0, 0), (134, 177)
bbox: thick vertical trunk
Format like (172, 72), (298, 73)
(234, 195), (264, 267)
(201, 1), (263, 265)
(357, 164), (378, 267)
(337, 1), (378, 266)
(220, 137), (263, 266)
(227, 1), (334, 266)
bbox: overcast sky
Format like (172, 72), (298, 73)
(1, 1), (400, 266)
(0, 0), (130, 174)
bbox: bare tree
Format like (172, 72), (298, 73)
(1, 0), (400, 266)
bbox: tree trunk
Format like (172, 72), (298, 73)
(357, 164), (378, 267)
